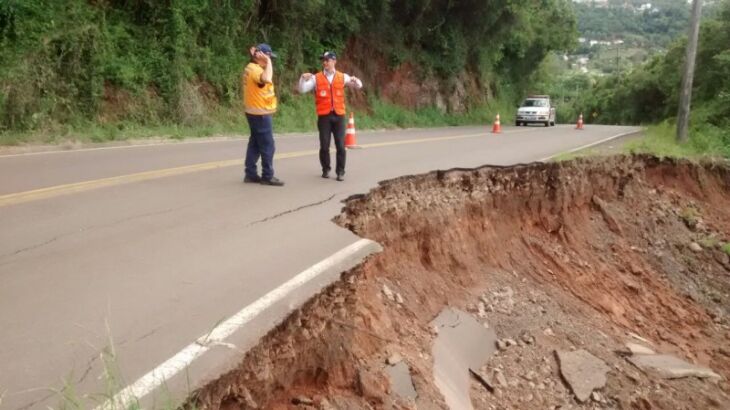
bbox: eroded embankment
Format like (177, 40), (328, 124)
(188, 155), (730, 410)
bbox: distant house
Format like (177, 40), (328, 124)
(589, 40), (612, 46)
(578, 37), (587, 43)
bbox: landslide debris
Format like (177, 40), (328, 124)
(188, 155), (730, 409)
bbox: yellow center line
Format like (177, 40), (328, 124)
(0, 132), (493, 207)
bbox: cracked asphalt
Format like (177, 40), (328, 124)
(0, 124), (639, 409)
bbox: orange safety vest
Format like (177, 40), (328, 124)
(315, 71), (346, 116)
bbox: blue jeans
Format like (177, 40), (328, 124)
(245, 114), (275, 180)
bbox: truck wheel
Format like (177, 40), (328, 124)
(544, 121), (549, 127)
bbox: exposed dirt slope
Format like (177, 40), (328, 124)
(188, 155), (730, 410)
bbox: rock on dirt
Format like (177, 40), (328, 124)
(386, 352), (403, 365)
(628, 353), (723, 380)
(556, 349), (611, 402)
(624, 342), (656, 355)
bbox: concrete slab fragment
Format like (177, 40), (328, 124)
(625, 342), (655, 355)
(385, 361), (418, 402)
(556, 349), (610, 402)
(431, 308), (497, 410)
(628, 354), (722, 380)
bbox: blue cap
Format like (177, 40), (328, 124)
(256, 43), (277, 58)
(320, 51), (337, 60)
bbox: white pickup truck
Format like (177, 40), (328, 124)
(515, 95), (556, 127)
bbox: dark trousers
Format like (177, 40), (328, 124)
(317, 112), (346, 176)
(245, 114), (275, 180)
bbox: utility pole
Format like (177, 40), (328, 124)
(676, 0), (703, 143)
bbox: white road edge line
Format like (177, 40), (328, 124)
(94, 238), (377, 410)
(539, 129), (641, 162)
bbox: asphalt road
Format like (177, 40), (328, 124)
(0, 124), (640, 409)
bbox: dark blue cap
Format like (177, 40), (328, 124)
(256, 43), (277, 58)
(321, 51), (337, 60)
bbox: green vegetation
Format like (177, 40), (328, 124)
(625, 122), (730, 158)
(53, 327), (187, 410)
(567, 0), (699, 76)
(571, 0), (730, 158)
(722, 243), (730, 256)
(575, 0), (691, 49)
(0, 0), (576, 144)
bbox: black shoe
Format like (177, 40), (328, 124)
(336, 174), (344, 181)
(260, 177), (285, 186)
(322, 171), (330, 179)
(243, 175), (261, 183)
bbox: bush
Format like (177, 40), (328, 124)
(0, 0), (578, 141)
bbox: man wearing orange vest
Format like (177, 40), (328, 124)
(242, 43), (284, 186)
(298, 51), (362, 181)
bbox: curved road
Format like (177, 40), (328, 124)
(0, 124), (639, 409)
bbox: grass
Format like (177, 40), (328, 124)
(722, 243), (730, 256)
(48, 322), (188, 410)
(0, 108), (253, 146)
(550, 116), (729, 162)
(679, 207), (700, 229)
(0, 96), (510, 147)
(624, 121), (730, 159)
(698, 236), (720, 249)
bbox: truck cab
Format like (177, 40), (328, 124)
(515, 95), (556, 127)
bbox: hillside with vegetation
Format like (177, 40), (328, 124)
(569, 0), (692, 75)
(571, 0), (730, 157)
(0, 0), (576, 143)
(576, 0), (691, 46)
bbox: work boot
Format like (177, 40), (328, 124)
(243, 175), (261, 183)
(336, 173), (344, 182)
(322, 170), (330, 179)
(260, 177), (285, 186)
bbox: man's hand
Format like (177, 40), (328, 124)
(251, 47), (271, 64)
(301, 73), (314, 80)
(348, 76), (362, 88)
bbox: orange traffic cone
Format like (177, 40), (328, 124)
(345, 112), (360, 149)
(576, 113), (584, 130)
(492, 113), (502, 134)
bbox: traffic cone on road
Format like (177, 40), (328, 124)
(576, 113), (584, 130)
(492, 113), (502, 134)
(345, 112), (360, 149)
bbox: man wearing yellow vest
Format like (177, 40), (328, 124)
(298, 51), (362, 181)
(242, 43), (284, 186)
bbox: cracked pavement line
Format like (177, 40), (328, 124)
(247, 194), (337, 226)
(0, 207), (181, 263)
